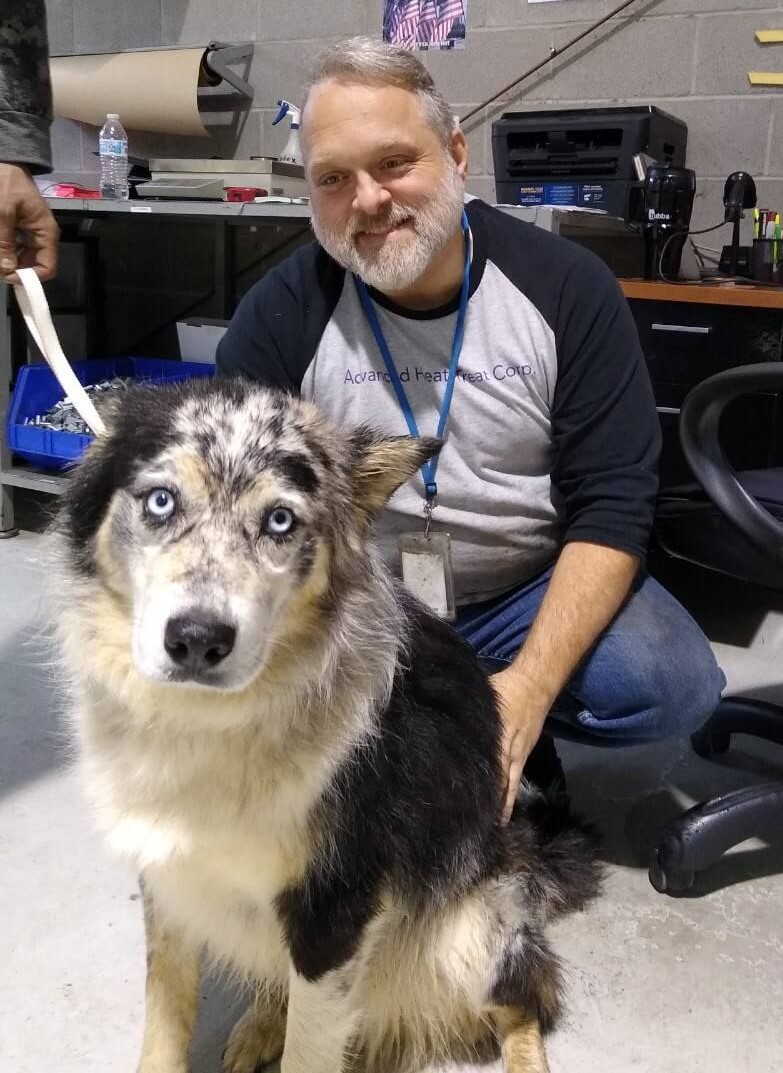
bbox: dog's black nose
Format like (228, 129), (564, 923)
(164, 614), (236, 671)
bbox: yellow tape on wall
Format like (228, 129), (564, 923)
(749, 29), (783, 85)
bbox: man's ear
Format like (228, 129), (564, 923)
(449, 125), (469, 180)
(349, 426), (441, 515)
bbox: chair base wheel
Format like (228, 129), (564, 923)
(648, 849), (695, 894)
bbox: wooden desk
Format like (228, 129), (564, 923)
(620, 278), (783, 311)
(618, 279), (783, 488)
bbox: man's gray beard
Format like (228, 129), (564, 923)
(311, 164), (465, 293)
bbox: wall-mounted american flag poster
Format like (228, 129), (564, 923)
(382, 0), (467, 50)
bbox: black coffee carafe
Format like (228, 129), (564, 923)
(626, 163), (697, 280)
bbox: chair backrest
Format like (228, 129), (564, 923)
(680, 364), (783, 571)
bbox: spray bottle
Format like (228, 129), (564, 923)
(273, 100), (303, 166)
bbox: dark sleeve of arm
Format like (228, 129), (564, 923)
(216, 267), (304, 391)
(217, 243), (341, 392)
(551, 254), (661, 560)
(0, 0), (53, 172)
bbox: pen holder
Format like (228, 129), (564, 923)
(751, 238), (780, 283)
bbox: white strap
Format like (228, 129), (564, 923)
(13, 268), (106, 436)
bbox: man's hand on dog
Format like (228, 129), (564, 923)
(0, 163), (59, 283)
(491, 666), (551, 824)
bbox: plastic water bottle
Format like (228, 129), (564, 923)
(99, 113), (129, 200)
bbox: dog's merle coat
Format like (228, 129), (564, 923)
(55, 379), (599, 1073)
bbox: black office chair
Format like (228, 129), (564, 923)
(649, 363), (783, 894)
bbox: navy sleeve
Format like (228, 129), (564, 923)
(470, 201), (660, 561)
(216, 241), (345, 391)
(551, 250), (660, 559)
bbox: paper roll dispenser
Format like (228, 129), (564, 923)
(50, 42), (254, 137)
(491, 106), (687, 217)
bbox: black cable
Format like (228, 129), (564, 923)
(656, 221), (727, 284)
(460, 0), (644, 126)
(656, 218), (783, 287)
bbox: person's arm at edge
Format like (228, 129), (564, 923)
(0, 0), (58, 280)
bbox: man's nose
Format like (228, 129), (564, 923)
(352, 172), (392, 216)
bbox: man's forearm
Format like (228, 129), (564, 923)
(0, 0), (53, 172)
(508, 541), (640, 716)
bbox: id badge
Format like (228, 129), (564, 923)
(399, 531), (456, 621)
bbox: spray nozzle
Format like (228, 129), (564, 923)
(273, 99), (302, 129)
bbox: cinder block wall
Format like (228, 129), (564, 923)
(46, 0), (783, 231)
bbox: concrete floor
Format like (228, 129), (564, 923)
(2, 530), (782, 1073)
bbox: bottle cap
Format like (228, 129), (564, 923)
(107, 113), (119, 119)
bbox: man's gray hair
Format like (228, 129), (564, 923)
(304, 37), (456, 145)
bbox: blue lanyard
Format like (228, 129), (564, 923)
(354, 209), (471, 503)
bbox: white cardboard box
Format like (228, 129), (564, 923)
(176, 318), (230, 364)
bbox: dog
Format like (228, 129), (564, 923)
(53, 377), (600, 1073)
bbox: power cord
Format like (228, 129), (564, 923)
(657, 220), (727, 284)
(658, 218), (783, 287)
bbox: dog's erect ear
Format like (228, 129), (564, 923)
(349, 427), (442, 514)
(91, 394), (122, 437)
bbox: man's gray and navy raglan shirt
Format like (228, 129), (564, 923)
(217, 198), (660, 605)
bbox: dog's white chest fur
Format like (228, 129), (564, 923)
(144, 833), (295, 983)
(80, 698), (338, 981)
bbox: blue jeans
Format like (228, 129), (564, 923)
(454, 566), (726, 746)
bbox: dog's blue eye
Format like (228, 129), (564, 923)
(145, 488), (176, 521)
(265, 507), (295, 537)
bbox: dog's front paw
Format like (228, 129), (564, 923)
(223, 1003), (286, 1073)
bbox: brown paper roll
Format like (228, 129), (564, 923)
(50, 49), (209, 137)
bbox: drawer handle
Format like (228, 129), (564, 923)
(657, 406), (681, 415)
(651, 323), (712, 335)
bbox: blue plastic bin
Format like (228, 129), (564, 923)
(6, 358), (215, 471)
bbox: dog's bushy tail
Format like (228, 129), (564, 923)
(505, 787), (603, 921)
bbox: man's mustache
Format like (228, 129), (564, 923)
(351, 205), (415, 236)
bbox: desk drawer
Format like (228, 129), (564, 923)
(630, 299), (782, 392)
(628, 294), (783, 489)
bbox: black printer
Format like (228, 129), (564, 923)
(492, 106), (687, 217)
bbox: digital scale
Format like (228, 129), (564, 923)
(135, 176), (227, 200)
(136, 158), (309, 201)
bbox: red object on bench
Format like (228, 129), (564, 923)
(225, 186), (268, 202)
(51, 183), (101, 199)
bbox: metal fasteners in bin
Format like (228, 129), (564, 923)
(24, 377), (135, 435)
(7, 358), (216, 471)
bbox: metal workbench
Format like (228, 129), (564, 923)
(0, 200), (631, 536)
